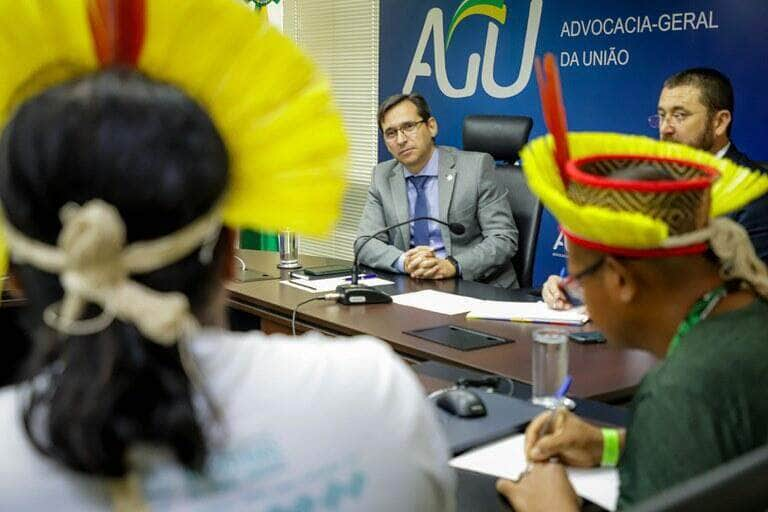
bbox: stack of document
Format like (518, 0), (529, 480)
(450, 434), (618, 511)
(466, 300), (589, 325)
(390, 291), (589, 324)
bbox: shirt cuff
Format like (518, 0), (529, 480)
(394, 253), (406, 273)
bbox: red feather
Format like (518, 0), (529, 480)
(88, 0), (146, 66)
(534, 53), (571, 185)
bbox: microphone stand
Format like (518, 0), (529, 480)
(336, 216), (465, 305)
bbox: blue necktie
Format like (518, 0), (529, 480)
(409, 175), (430, 247)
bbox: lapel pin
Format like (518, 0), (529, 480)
(447, 174), (454, 181)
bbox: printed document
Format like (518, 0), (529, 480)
(392, 289), (485, 315)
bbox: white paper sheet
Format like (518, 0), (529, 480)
(281, 276), (394, 293)
(466, 300), (589, 325)
(450, 434), (618, 511)
(391, 289), (485, 315)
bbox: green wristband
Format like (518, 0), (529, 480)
(601, 428), (620, 467)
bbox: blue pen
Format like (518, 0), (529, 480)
(555, 374), (573, 399)
(516, 374), (573, 478)
(542, 374), (573, 434)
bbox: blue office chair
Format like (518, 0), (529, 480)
(463, 115), (540, 288)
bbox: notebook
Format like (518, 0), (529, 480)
(451, 434), (619, 511)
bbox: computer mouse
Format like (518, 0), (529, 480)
(433, 388), (487, 418)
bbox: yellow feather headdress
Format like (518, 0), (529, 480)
(522, 132), (768, 255)
(0, 0), (348, 280)
(522, 54), (768, 257)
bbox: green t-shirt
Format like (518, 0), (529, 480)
(618, 298), (768, 509)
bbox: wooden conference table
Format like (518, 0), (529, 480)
(227, 250), (658, 402)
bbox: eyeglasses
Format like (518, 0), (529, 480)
(648, 111), (702, 129)
(383, 120), (425, 141)
(558, 257), (605, 304)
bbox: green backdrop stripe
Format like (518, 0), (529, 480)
(240, 230), (279, 251)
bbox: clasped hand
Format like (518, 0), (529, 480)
(403, 246), (456, 279)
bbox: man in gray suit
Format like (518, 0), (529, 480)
(356, 93), (519, 288)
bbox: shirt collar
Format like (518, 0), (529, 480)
(403, 147), (439, 179)
(715, 142), (731, 159)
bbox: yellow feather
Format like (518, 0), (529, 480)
(140, 0), (347, 235)
(0, 0), (348, 238)
(0, 0), (96, 123)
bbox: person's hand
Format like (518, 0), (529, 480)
(410, 256), (456, 280)
(524, 409), (604, 467)
(403, 246), (434, 273)
(542, 275), (571, 310)
(496, 462), (580, 512)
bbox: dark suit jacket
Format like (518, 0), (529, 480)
(723, 144), (768, 263)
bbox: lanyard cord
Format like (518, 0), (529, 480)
(667, 284), (728, 357)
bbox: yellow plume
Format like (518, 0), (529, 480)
(0, 0), (348, 239)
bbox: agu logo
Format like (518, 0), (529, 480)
(403, 0), (543, 99)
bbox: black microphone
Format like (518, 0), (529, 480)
(335, 216), (466, 305)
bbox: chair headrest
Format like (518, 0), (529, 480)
(462, 115), (533, 163)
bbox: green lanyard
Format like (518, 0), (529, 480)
(667, 285), (728, 357)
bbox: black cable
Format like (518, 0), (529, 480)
(291, 294), (339, 336)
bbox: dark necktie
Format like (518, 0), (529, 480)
(409, 175), (430, 247)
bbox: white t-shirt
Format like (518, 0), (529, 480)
(0, 330), (456, 511)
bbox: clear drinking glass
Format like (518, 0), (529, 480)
(531, 328), (569, 408)
(277, 229), (301, 269)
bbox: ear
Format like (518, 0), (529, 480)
(427, 116), (438, 139)
(712, 109), (732, 138)
(602, 256), (639, 305)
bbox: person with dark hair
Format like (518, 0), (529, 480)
(658, 67), (736, 146)
(543, 67), (768, 309)
(357, 93), (520, 287)
(0, 1), (455, 510)
(496, 63), (768, 511)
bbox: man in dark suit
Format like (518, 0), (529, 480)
(654, 68), (768, 262)
(356, 93), (519, 287)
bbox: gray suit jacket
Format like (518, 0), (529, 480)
(356, 146), (519, 287)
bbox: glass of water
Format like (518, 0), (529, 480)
(531, 328), (569, 408)
(277, 229), (301, 269)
